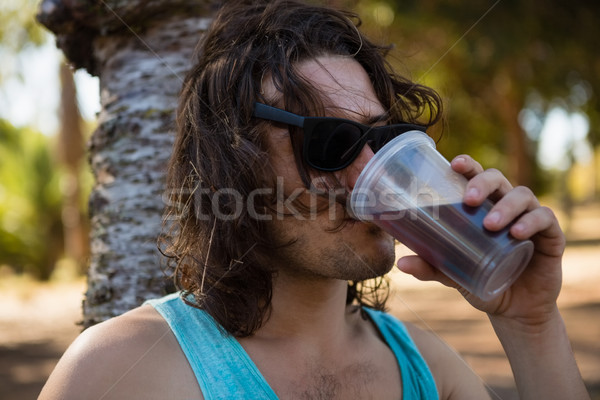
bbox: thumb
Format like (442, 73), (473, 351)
(396, 255), (460, 289)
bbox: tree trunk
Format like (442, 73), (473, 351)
(58, 61), (88, 272)
(497, 93), (532, 187)
(491, 69), (533, 187)
(38, 0), (215, 327)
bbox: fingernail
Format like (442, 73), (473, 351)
(466, 187), (479, 199)
(486, 211), (501, 225)
(512, 223), (525, 234)
(396, 259), (409, 271)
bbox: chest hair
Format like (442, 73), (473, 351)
(285, 362), (382, 400)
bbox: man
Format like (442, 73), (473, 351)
(40, 1), (589, 399)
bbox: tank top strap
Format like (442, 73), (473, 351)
(145, 292), (278, 400)
(363, 307), (439, 399)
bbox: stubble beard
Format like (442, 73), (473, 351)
(330, 225), (396, 281)
(272, 221), (396, 282)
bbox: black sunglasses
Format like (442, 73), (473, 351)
(253, 102), (427, 171)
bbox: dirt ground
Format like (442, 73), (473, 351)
(1, 217), (599, 399)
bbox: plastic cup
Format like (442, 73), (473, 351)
(349, 130), (533, 300)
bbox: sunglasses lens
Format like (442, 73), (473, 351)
(306, 121), (363, 170)
(368, 126), (397, 152)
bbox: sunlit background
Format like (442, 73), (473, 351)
(0, 0), (598, 398)
(1, 0), (598, 281)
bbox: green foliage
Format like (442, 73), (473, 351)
(0, 0), (48, 84)
(356, 0), (599, 194)
(0, 120), (64, 279)
(0, 0), (46, 50)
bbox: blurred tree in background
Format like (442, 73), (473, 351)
(0, 121), (63, 279)
(0, 0), (58, 279)
(0, 0), (90, 279)
(353, 0), (599, 202)
(0, 0), (46, 76)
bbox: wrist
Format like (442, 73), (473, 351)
(488, 304), (562, 337)
(489, 306), (589, 400)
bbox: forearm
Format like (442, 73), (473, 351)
(489, 306), (589, 400)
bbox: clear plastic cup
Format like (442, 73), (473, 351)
(349, 131), (533, 300)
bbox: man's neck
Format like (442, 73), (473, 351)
(235, 269), (402, 400)
(254, 271), (359, 349)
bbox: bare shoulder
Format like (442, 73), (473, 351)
(404, 322), (491, 400)
(39, 305), (202, 400)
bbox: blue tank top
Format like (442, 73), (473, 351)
(146, 292), (438, 399)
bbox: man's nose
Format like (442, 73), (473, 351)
(345, 144), (375, 191)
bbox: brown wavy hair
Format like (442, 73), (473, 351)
(161, 0), (443, 337)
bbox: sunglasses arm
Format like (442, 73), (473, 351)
(253, 103), (305, 128)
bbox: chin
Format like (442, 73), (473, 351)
(340, 222), (396, 279)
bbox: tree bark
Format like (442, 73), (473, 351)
(38, 0), (215, 327)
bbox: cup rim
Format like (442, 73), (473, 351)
(349, 130), (435, 219)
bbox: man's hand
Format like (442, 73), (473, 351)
(396, 154), (589, 400)
(396, 154), (564, 323)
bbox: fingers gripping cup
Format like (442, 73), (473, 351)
(349, 131), (534, 301)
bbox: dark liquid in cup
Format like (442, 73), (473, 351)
(375, 202), (516, 285)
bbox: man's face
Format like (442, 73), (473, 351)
(262, 55), (396, 281)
